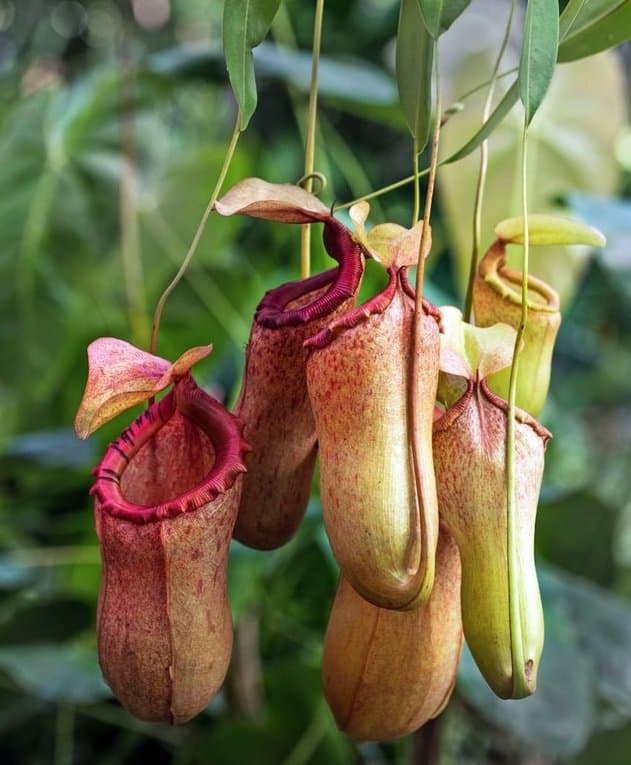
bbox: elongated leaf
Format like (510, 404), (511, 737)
(559, 0), (628, 41)
(397, 0), (435, 148)
(519, 0), (559, 124)
(223, 0), (282, 129)
(558, 3), (631, 62)
(440, 0), (473, 31)
(417, 0), (443, 38)
(418, 0), (471, 36)
(445, 79), (519, 164)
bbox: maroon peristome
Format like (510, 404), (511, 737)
(233, 217), (364, 549)
(92, 373), (249, 724)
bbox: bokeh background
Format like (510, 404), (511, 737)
(1, 1), (631, 763)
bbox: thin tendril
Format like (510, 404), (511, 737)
(336, 68), (517, 213)
(505, 119), (530, 699)
(300, 0), (325, 280)
(149, 114), (242, 355)
(407, 51), (442, 604)
(464, 0), (516, 322)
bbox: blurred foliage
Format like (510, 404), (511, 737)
(1, 1), (631, 764)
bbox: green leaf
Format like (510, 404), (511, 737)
(558, 2), (631, 62)
(440, 0), (473, 31)
(519, 0), (559, 124)
(0, 643), (110, 704)
(223, 0), (282, 130)
(438, 22), (626, 305)
(559, 0), (628, 42)
(417, 0), (443, 38)
(417, 0), (471, 37)
(397, 0), (435, 148)
(458, 570), (596, 757)
(445, 79), (519, 164)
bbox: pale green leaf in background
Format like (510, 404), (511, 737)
(519, 0), (559, 124)
(418, 0), (472, 37)
(445, 79), (519, 164)
(397, 0), (435, 149)
(222, 0), (282, 129)
(438, 2), (627, 305)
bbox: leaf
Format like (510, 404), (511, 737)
(223, 0), (282, 129)
(444, 80), (519, 164)
(397, 0), (435, 148)
(495, 214), (606, 247)
(539, 564), (631, 720)
(0, 643), (110, 704)
(440, 0), (473, 31)
(519, 0), (559, 124)
(438, 305), (516, 379)
(558, 2), (631, 62)
(4, 429), (96, 469)
(417, 0), (443, 38)
(457, 575), (596, 757)
(418, 0), (471, 37)
(74, 338), (212, 438)
(214, 177), (331, 223)
(438, 37), (626, 305)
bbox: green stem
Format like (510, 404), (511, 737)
(463, 0), (516, 322)
(407, 52), (442, 604)
(54, 703), (75, 765)
(300, 0), (325, 280)
(148, 114), (241, 355)
(119, 43), (149, 348)
(336, 69), (518, 214)
(505, 119), (530, 699)
(412, 132), (421, 225)
(281, 700), (330, 765)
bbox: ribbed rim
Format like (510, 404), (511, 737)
(91, 374), (249, 524)
(254, 218), (364, 329)
(478, 240), (560, 313)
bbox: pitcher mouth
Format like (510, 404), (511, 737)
(479, 240), (560, 313)
(254, 218), (364, 329)
(91, 374), (249, 524)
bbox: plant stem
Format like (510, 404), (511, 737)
(281, 700), (330, 765)
(505, 119), (530, 698)
(119, 42), (149, 348)
(54, 704), (74, 765)
(148, 115), (241, 355)
(300, 0), (325, 279)
(464, 0), (516, 322)
(412, 132), (421, 225)
(408, 52), (442, 603)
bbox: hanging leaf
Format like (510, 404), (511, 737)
(519, 0), (559, 124)
(559, 0), (628, 43)
(418, 0), (471, 37)
(223, 0), (282, 130)
(445, 80), (519, 164)
(440, 0), (473, 31)
(438, 6), (626, 305)
(558, 1), (631, 62)
(417, 0), (443, 38)
(397, 0), (435, 149)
